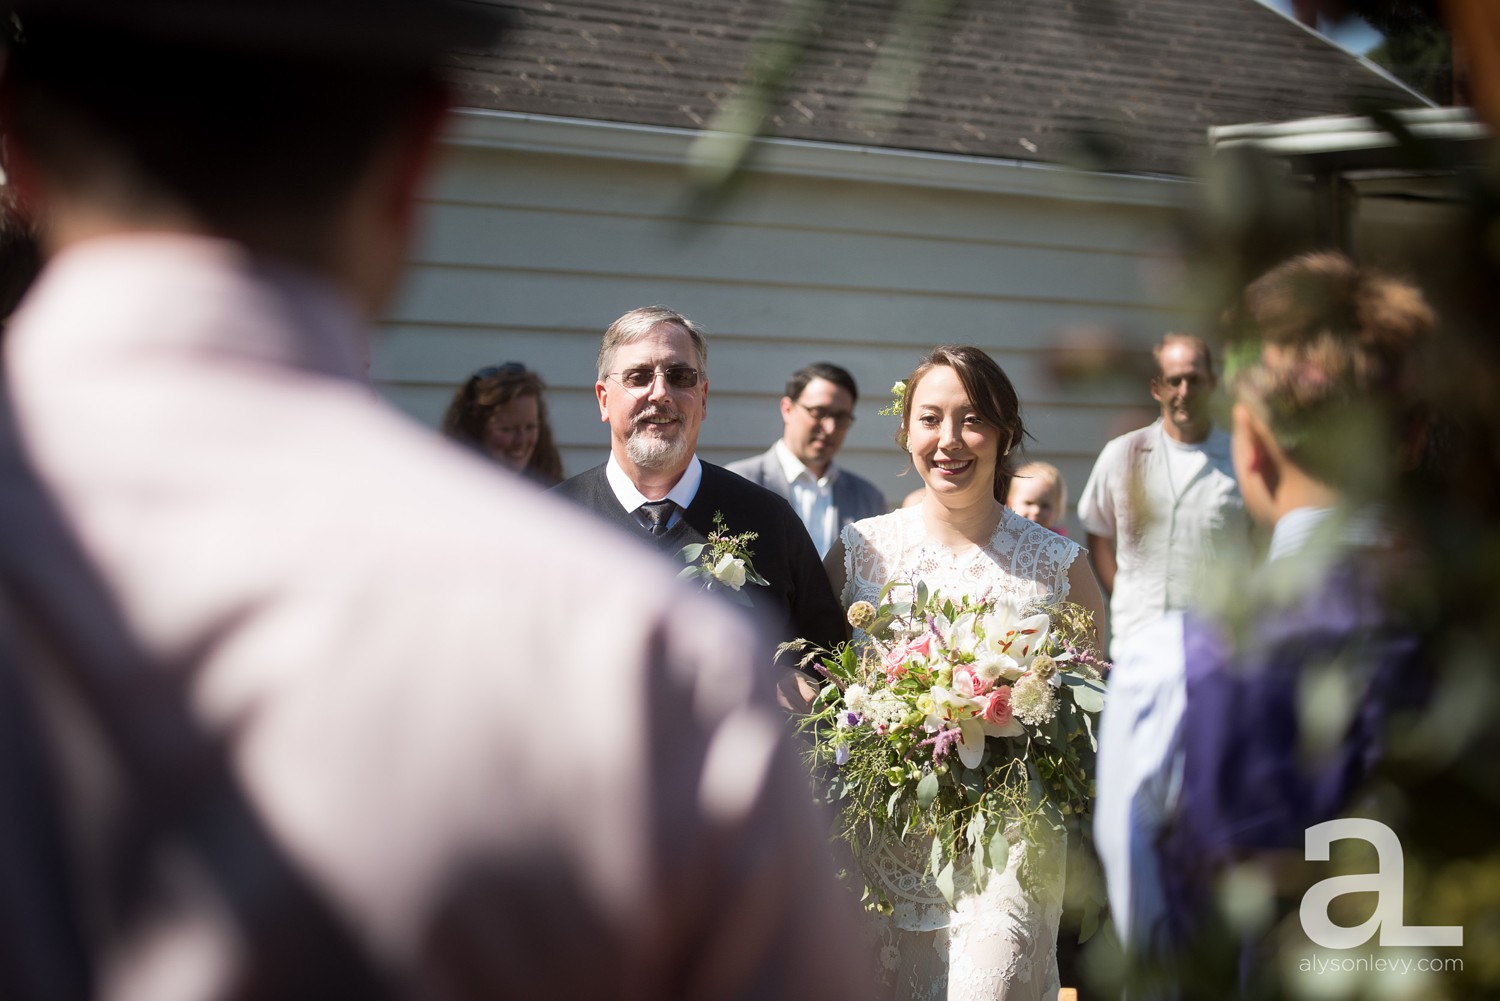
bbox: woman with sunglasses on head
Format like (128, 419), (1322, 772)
(442, 362), (565, 486)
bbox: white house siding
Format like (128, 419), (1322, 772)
(374, 110), (1193, 534)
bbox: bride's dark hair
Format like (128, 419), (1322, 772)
(897, 345), (1028, 502)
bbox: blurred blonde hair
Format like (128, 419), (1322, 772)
(1008, 461), (1067, 514)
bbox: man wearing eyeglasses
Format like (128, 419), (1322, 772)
(727, 363), (887, 558)
(554, 307), (847, 660)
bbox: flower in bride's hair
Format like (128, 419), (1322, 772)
(1011, 672), (1058, 726)
(847, 600), (877, 631)
(878, 380), (908, 417)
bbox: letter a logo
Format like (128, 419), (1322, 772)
(1300, 818), (1462, 949)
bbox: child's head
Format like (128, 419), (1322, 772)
(1006, 462), (1067, 530)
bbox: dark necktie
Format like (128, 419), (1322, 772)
(635, 500), (676, 536)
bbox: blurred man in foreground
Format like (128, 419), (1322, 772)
(0, 3), (870, 998)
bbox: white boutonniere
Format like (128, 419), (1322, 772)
(677, 511), (770, 605)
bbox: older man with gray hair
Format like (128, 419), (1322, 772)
(554, 306), (846, 661)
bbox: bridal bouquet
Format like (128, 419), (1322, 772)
(791, 581), (1108, 905)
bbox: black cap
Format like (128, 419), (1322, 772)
(3, 0), (512, 65)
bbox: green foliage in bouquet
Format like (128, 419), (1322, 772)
(791, 581), (1107, 909)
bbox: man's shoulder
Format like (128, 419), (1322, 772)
(1082, 424), (1154, 488)
(701, 460), (793, 505)
(1102, 422), (1159, 458)
(832, 467), (887, 519)
(835, 465), (883, 496)
(698, 461), (803, 525)
(551, 463), (610, 501)
(342, 439), (605, 564)
(723, 445), (777, 484)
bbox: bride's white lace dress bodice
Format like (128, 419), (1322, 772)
(840, 505), (1081, 1001)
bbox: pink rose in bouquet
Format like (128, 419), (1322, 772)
(883, 631), (934, 680)
(981, 686), (1014, 728)
(951, 664), (990, 698)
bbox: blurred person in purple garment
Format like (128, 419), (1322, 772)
(1095, 251), (1438, 997)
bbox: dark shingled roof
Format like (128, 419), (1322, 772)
(450, 0), (1428, 178)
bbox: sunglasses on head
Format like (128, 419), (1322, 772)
(474, 360), (534, 379)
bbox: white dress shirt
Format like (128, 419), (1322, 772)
(605, 452), (702, 530)
(774, 440), (839, 558)
(1078, 420), (1249, 657)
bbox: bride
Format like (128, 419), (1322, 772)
(824, 345), (1108, 1001)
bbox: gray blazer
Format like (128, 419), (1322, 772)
(726, 443), (888, 535)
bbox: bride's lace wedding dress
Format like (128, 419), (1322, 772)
(840, 505), (1082, 1001)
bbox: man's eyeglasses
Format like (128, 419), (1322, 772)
(796, 401), (855, 428)
(607, 367), (702, 391)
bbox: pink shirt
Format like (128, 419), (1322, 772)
(5, 234), (869, 1001)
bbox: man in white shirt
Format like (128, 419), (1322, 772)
(1095, 253), (1436, 997)
(727, 362), (887, 558)
(1077, 333), (1250, 657)
(0, 4), (870, 998)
